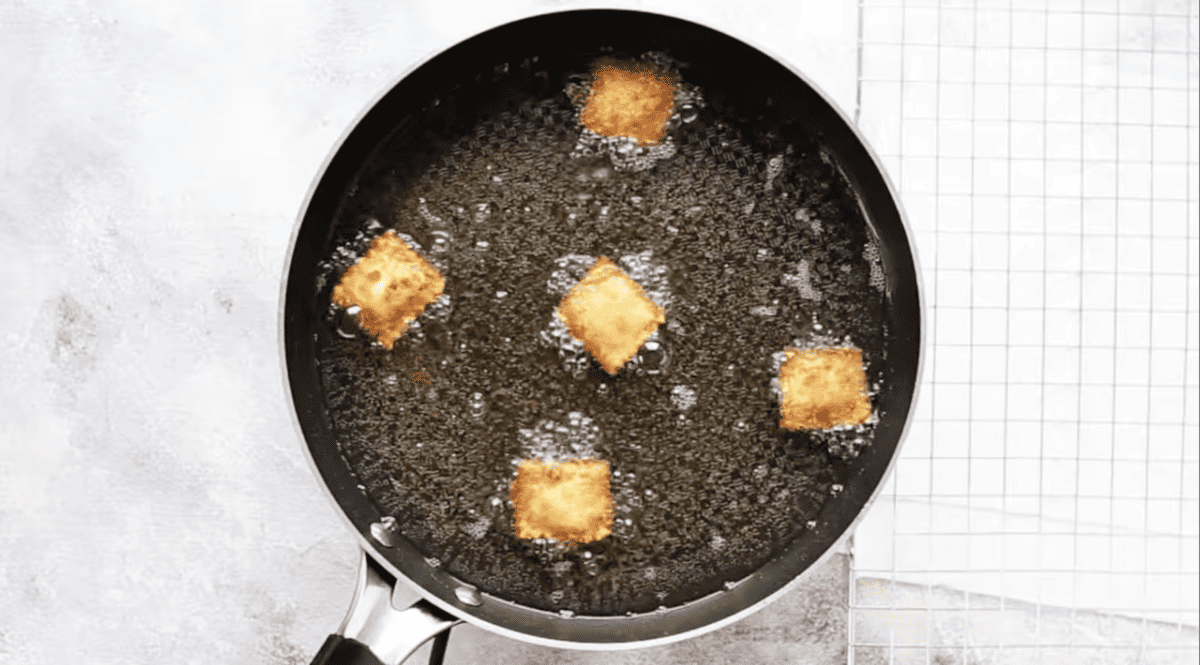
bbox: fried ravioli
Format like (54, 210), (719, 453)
(779, 347), (872, 430)
(510, 458), (613, 543)
(581, 60), (678, 146)
(331, 231), (444, 349)
(556, 257), (666, 375)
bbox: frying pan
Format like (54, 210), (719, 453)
(281, 9), (924, 665)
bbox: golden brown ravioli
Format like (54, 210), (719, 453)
(331, 231), (444, 349)
(556, 257), (665, 375)
(779, 347), (872, 430)
(510, 458), (613, 543)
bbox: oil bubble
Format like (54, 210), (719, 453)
(468, 392), (488, 419)
(430, 230), (452, 253)
(336, 308), (360, 338)
(670, 385), (697, 411)
(638, 340), (669, 375)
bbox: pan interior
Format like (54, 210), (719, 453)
(312, 53), (886, 616)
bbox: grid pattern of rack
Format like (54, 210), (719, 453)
(849, 0), (1199, 663)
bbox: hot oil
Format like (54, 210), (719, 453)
(316, 81), (888, 615)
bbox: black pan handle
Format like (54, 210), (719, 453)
(311, 635), (387, 665)
(311, 551), (461, 665)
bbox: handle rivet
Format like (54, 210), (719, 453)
(454, 584), (483, 607)
(370, 516), (398, 548)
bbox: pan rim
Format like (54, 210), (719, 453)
(278, 6), (928, 651)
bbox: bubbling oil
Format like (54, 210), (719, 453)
(315, 69), (888, 615)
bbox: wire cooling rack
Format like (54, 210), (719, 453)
(848, 0), (1198, 663)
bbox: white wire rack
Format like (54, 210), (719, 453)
(849, 0), (1199, 663)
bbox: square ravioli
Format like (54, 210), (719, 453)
(779, 347), (872, 430)
(331, 230), (445, 349)
(581, 61), (677, 146)
(510, 458), (613, 543)
(556, 257), (666, 375)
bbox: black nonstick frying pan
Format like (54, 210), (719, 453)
(282, 9), (924, 665)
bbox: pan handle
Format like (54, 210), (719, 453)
(310, 551), (462, 665)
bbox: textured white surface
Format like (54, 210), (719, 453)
(0, 1), (861, 663)
(846, 2), (1199, 662)
(851, 0), (1199, 627)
